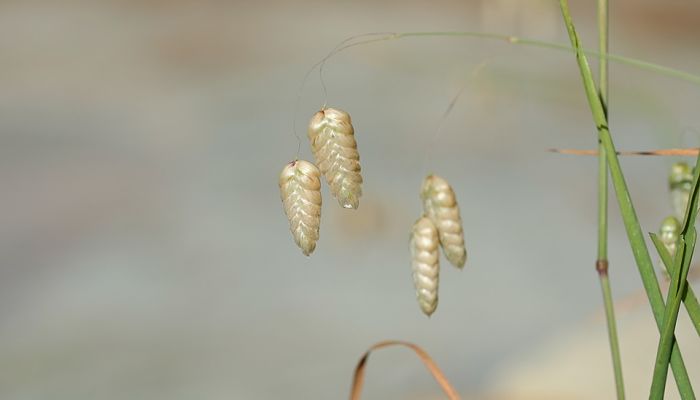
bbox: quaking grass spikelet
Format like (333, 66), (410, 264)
(659, 215), (681, 260)
(421, 175), (467, 268)
(411, 216), (440, 316)
(279, 160), (322, 256)
(308, 107), (363, 209)
(669, 162), (693, 220)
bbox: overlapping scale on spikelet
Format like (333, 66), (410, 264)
(421, 175), (467, 268)
(411, 216), (440, 316)
(308, 107), (363, 209)
(279, 160), (322, 256)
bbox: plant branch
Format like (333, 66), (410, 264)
(316, 32), (700, 88)
(595, 2), (625, 398)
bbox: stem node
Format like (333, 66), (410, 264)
(596, 259), (609, 275)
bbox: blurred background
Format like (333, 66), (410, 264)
(1, 0), (699, 398)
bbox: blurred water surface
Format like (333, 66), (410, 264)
(1, 0), (699, 398)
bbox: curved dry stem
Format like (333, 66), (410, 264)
(349, 340), (460, 400)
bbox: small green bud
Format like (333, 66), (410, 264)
(659, 215), (681, 258)
(669, 162), (693, 191)
(669, 162), (693, 220)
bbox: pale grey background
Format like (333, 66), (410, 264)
(1, 0), (699, 398)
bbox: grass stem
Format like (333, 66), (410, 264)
(595, 1), (625, 398)
(650, 233), (700, 336)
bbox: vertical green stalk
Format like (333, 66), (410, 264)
(650, 232), (700, 337)
(650, 236), (693, 399)
(596, 0), (609, 271)
(596, 1), (625, 398)
(558, 1), (695, 397)
(598, 0), (609, 107)
(598, 275), (625, 398)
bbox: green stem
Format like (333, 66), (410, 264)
(595, 2), (624, 398)
(650, 233), (695, 399)
(650, 233), (700, 337)
(598, 149), (609, 260)
(597, 0), (610, 263)
(599, 270), (626, 399)
(598, 0), (609, 107)
(558, 1), (695, 398)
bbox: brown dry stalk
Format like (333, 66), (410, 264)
(349, 340), (461, 400)
(549, 148), (700, 157)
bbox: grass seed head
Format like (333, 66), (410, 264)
(279, 160), (322, 256)
(670, 162), (693, 220)
(421, 174), (467, 268)
(411, 216), (440, 316)
(308, 107), (363, 209)
(659, 215), (681, 258)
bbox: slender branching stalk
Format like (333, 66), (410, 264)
(595, 2), (625, 398)
(313, 32), (700, 89)
(558, 0), (695, 397)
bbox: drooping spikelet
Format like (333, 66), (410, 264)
(308, 107), (363, 209)
(421, 175), (467, 268)
(411, 216), (440, 316)
(670, 162), (693, 220)
(659, 215), (681, 259)
(279, 160), (322, 256)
